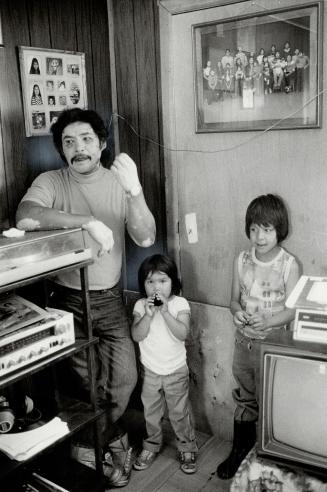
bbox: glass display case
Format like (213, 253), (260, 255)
(0, 229), (91, 287)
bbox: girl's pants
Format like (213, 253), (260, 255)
(232, 330), (285, 422)
(141, 364), (198, 453)
(232, 333), (261, 422)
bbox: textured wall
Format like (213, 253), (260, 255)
(160, 0), (327, 307)
(187, 302), (236, 440)
(159, 0), (327, 438)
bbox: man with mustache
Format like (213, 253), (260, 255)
(16, 108), (156, 488)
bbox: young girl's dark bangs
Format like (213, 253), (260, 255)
(138, 254), (181, 295)
(143, 256), (171, 279)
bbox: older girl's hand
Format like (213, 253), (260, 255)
(247, 313), (272, 337)
(233, 310), (250, 327)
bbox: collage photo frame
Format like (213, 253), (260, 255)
(18, 46), (88, 137)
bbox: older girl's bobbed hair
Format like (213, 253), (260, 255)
(245, 194), (289, 242)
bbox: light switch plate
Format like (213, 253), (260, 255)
(185, 213), (198, 244)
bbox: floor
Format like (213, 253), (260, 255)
(123, 410), (233, 492)
(19, 408), (233, 492)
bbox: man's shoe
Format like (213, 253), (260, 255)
(71, 436), (133, 488)
(103, 446), (133, 487)
(133, 449), (158, 471)
(71, 444), (96, 470)
(178, 451), (197, 474)
(103, 433), (133, 488)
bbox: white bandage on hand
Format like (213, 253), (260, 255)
(82, 219), (114, 257)
(111, 152), (142, 197)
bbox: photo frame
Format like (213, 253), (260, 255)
(193, 2), (323, 132)
(0, 12), (3, 47)
(18, 46), (88, 137)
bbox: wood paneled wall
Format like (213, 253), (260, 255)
(0, 0), (166, 288)
(111, 0), (166, 288)
(0, 0), (112, 226)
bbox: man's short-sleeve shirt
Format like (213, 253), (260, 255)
(20, 165), (126, 290)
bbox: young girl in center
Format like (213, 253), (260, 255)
(132, 254), (198, 474)
(216, 194), (300, 480)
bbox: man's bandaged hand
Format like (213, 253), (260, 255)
(82, 220), (114, 257)
(111, 152), (142, 196)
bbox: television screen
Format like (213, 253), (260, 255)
(258, 334), (327, 477)
(270, 355), (327, 455)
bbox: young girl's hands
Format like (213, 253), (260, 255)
(145, 293), (169, 316)
(144, 297), (156, 317)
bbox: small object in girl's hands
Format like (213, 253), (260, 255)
(153, 294), (163, 306)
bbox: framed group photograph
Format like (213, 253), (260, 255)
(0, 12), (3, 47)
(18, 46), (88, 137)
(193, 1), (323, 133)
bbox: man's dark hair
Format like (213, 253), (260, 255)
(245, 194), (289, 243)
(51, 108), (109, 162)
(138, 254), (182, 296)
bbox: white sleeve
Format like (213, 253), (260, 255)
(174, 296), (191, 316)
(133, 298), (146, 318)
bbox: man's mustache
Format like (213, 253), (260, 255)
(71, 154), (91, 163)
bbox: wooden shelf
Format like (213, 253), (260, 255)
(38, 457), (107, 492)
(0, 247), (104, 485)
(3, 458), (106, 492)
(0, 400), (105, 480)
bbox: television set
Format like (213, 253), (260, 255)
(258, 330), (327, 479)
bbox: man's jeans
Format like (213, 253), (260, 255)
(141, 364), (198, 453)
(49, 282), (137, 446)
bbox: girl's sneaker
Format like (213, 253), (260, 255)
(178, 451), (197, 474)
(133, 449), (158, 470)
